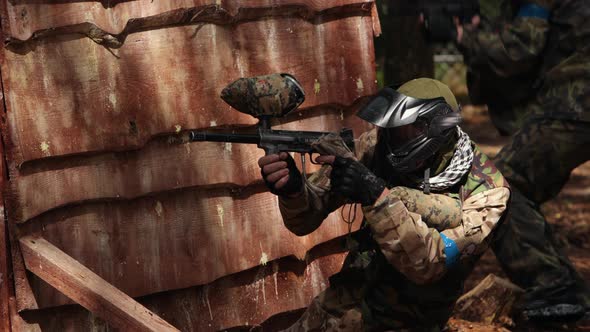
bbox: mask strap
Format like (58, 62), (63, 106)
(423, 167), (431, 194)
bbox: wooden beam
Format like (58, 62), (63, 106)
(1, 214), (11, 332)
(8, 297), (41, 332)
(19, 235), (179, 332)
(0, 85), (12, 330)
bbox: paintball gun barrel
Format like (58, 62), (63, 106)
(187, 73), (354, 158)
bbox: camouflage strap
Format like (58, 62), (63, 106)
(312, 132), (360, 241)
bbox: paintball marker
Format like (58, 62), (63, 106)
(188, 73), (355, 172)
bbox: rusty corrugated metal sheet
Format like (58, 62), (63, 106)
(4, 0), (375, 42)
(8, 106), (368, 223)
(0, 0), (379, 328)
(18, 250), (347, 331)
(19, 187), (361, 309)
(0, 119), (10, 331)
(2, 4), (376, 165)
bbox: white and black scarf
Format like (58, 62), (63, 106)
(413, 127), (474, 193)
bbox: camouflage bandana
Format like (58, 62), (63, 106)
(411, 127), (474, 192)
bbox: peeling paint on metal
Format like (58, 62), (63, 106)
(234, 49), (246, 77)
(180, 296), (196, 332)
(306, 260), (327, 296)
(314, 79), (320, 94)
(224, 142), (232, 154)
(210, 120), (217, 127)
(108, 92), (117, 110)
(40, 141), (50, 155)
(263, 19), (280, 71)
(254, 265), (267, 305)
(259, 242), (268, 266)
(216, 204), (224, 227)
(154, 201), (163, 217)
(356, 77), (364, 94)
(272, 261), (279, 298)
(259, 252), (268, 266)
(201, 285), (213, 320)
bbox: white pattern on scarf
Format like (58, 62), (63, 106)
(417, 126), (474, 192)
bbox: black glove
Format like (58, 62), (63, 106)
(262, 153), (303, 196)
(422, 11), (458, 43)
(330, 157), (386, 206)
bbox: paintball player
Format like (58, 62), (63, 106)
(258, 78), (511, 330)
(448, 0), (590, 322)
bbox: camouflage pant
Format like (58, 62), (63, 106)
(492, 118), (590, 307)
(281, 280), (364, 332)
(282, 281), (447, 332)
(282, 251), (452, 332)
(487, 102), (530, 136)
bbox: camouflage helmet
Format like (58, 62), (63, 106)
(357, 78), (462, 173)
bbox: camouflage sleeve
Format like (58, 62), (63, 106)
(388, 186), (463, 231)
(278, 129), (378, 236)
(459, 2), (553, 77)
(362, 187), (510, 284)
(278, 165), (346, 236)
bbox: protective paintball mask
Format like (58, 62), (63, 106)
(357, 86), (462, 173)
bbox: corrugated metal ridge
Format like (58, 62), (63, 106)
(5, 3), (375, 52)
(9, 101), (371, 223)
(18, 245), (348, 329)
(16, 187), (359, 309)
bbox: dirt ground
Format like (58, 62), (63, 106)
(454, 106), (590, 332)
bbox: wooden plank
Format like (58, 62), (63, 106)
(7, 212), (41, 312)
(0, 211), (10, 331)
(19, 235), (180, 332)
(8, 106), (370, 223)
(17, 185), (362, 309)
(1, 15), (377, 164)
(18, 246), (347, 331)
(3, 1), (376, 42)
(0, 129), (10, 331)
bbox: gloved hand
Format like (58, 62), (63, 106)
(258, 152), (303, 196)
(330, 156), (386, 206)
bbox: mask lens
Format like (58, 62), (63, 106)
(384, 120), (428, 150)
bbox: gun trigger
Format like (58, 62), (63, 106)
(309, 152), (320, 165)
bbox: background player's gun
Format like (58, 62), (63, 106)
(188, 73), (354, 170)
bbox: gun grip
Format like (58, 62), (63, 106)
(263, 145), (280, 155)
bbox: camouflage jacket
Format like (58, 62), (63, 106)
(279, 127), (510, 292)
(459, 0), (590, 122)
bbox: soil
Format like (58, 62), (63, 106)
(456, 106), (590, 332)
